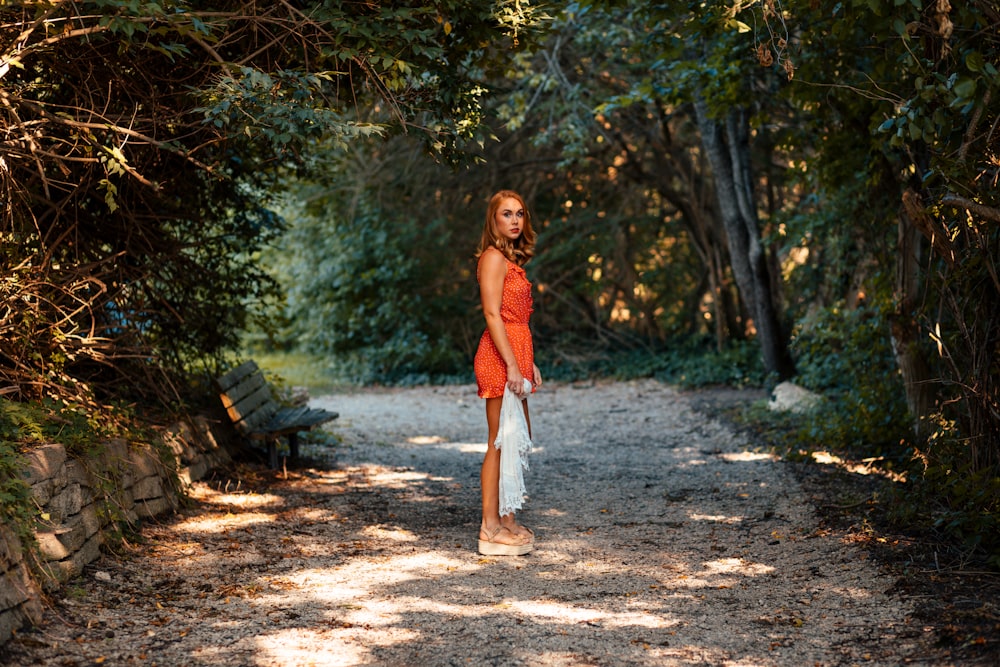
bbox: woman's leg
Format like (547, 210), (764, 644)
(481, 397), (530, 545)
(494, 398), (534, 539)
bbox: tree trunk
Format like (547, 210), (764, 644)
(892, 199), (937, 440)
(694, 99), (795, 379)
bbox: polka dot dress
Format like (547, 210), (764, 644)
(474, 247), (535, 399)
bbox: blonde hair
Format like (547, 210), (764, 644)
(475, 190), (536, 266)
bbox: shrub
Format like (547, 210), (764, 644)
(787, 302), (911, 459)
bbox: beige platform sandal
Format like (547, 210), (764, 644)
(478, 525), (533, 556)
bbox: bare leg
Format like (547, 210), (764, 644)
(481, 397), (531, 545)
(499, 399), (534, 538)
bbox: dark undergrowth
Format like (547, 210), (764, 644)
(694, 391), (1000, 666)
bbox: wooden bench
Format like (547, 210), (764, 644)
(216, 360), (339, 469)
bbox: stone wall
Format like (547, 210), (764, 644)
(0, 413), (235, 645)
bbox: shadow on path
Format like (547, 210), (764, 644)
(3, 381), (941, 666)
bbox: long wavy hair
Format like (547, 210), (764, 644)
(475, 190), (536, 266)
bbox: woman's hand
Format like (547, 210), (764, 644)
(507, 363), (526, 398)
(532, 364), (543, 390)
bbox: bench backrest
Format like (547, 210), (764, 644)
(216, 361), (279, 435)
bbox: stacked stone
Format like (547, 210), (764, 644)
(24, 440), (174, 585)
(0, 522), (43, 643)
(0, 415), (234, 645)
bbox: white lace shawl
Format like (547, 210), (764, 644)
(495, 378), (533, 517)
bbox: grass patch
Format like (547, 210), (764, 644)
(245, 351), (353, 394)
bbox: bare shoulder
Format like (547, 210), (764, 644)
(478, 247), (508, 279)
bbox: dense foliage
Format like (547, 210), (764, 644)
(0, 0), (545, 407)
(774, 0), (1000, 562)
(1, 0), (997, 565)
(256, 1), (999, 562)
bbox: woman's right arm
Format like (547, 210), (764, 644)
(480, 250), (526, 395)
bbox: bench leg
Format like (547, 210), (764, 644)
(267, 439), (279, 470)
(288, 432), (300, 462)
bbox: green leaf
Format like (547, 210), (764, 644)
(965, 51), (984, 73)
(952, 77), (976, 100)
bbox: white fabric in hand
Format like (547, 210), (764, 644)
(495, 378), (533, 517)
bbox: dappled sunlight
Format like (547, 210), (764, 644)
(176, 510), (277, 533)
(407, 435), (446, 444)
(268, 569), (368, 605)
(701, 557), (774, 577)
(660, 557), (774, 590)
(289, 507), (340, 523)
(679, 458), (709, 466)
(719, 451), (778, 463)
(369, 469), (438, 489)
(809, 450), (907, 483)
(689, 513), (745, 524)
(515, 599), (679, 629)
(187, 486), (285, 510)
(270, 551), (476, 606)
(254, 630), (372, 667)
(360, 525), (418, 542)
(537, 507), (567, 517)
(9, 379), (920, 667)
(432, 440), (487, 454)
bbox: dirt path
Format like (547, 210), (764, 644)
(4, 380), (937, 666)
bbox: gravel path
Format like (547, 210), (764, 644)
(4, 380), (934, 666)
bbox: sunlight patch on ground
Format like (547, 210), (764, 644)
(286, 507), (338, 523)
(536, 507), (567, 517)
(253, 630), (373, 666)
(273, 551), (474, 605)
(177, 510), (277, 533)
(514, 599), (679, 629)
(432, 441), (487, 454)
(810, 450), (907, 482)
(688, 513), (744, 524)
(360, 525), (418, 542)
(700, 557), (774, 577)
(335, 595), (678, 632)
(187, 486), (285, 509)
(718, 451), (777, 463)
(657, 557), (774, 590)
(408, 435), (446, 444)
(268, 571), (367, 604)
(367, 469), (438, 489)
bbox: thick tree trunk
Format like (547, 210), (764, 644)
(892, 199), (937, 440)
(694, 99), (795, 379)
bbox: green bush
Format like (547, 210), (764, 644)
(786, 302), (911, 459)
(0, 399), (69, 559)
(534, 335), (768, 388)
(887, 415), (1000, 567)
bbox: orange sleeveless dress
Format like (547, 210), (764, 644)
(474, 248), (535, 399)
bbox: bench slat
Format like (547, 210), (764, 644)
(265, 407), (338, 434)
(219, 371), (269, 409)
(216, 360), (261, 392)
(224, 385), (278, 433)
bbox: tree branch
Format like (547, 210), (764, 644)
(941, 192), (1000, 223)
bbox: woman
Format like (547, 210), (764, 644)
(474, 190), (543, 556)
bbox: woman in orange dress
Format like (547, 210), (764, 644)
(474, 190), (543, 556)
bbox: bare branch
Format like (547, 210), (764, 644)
(941, 192), (1000, 223)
